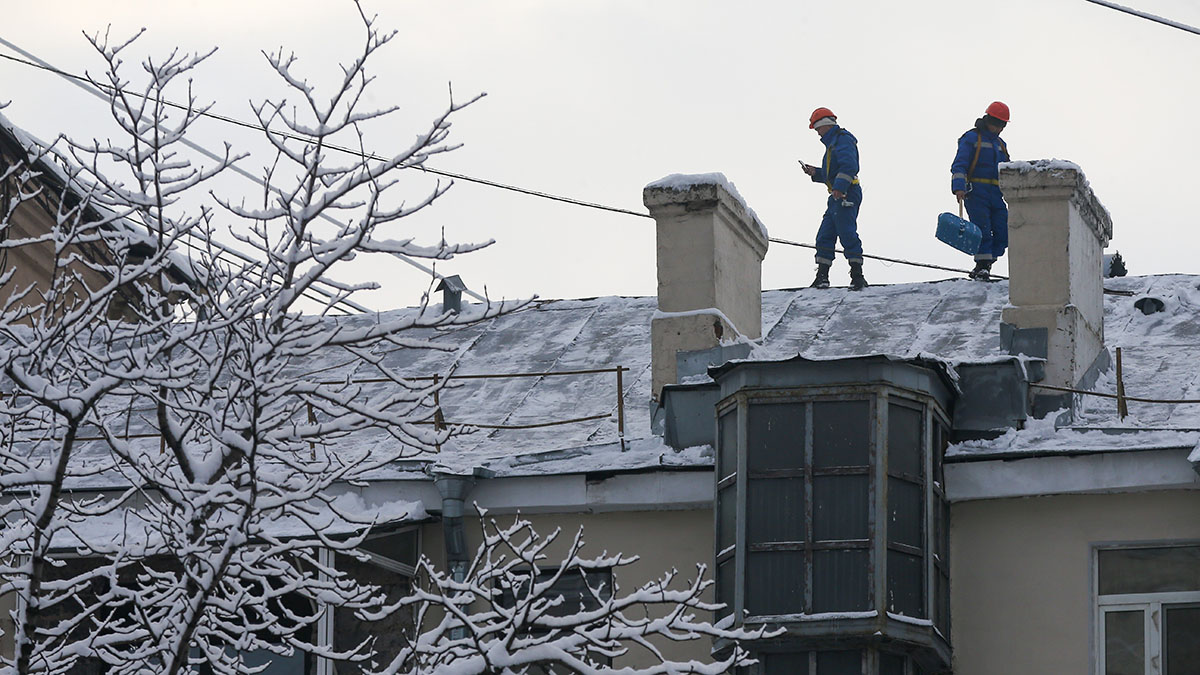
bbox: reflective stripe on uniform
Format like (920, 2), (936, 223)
(826, 177), (861, 193)
(952, 172), (967, 181)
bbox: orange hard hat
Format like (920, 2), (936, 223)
(809, 107), (837, 129)
(985, 101), (1010, 122)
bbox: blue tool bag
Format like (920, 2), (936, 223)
(936, 212), (982, 255)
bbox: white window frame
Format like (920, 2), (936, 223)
(1094, 542), (1200, 675)
(317, 525), (421, 675)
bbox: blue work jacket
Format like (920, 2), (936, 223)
(951, 128), (1009, 193)
(810, 126), (860, 194)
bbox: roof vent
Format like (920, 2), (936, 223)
(436, 275), (467, 314)
(1134, 296), (1165, 315)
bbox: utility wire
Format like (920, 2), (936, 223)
(1083, 0), (1200, 36)
(0, 38), (478, 307)
(0, 46), (651, 219)
(0, 38), (372, 313)
(0, 37), (1119, 289)
(768, 236), (1008, 280)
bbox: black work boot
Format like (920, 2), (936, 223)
(969, 260), (993, 281)
(810, 263), (831, 289)
(849, 262), (868, 291)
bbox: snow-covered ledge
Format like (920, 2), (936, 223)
(643, 174), (768, 399)
(999, 160), (1112, 390)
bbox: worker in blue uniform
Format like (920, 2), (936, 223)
(802, 107), (867, 290)
(951, 101), (1011, 281)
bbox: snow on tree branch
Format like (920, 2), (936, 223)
(375, 513), (770, 675)
(0, 4), (527, 674)
(0, 4), (756, 675)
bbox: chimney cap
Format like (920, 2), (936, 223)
(436, 275), (467, 293)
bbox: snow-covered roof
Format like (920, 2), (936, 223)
(44, 274), (1200, 488)
(314, 273), (1200, 473)
(325, 279), (1006, 478)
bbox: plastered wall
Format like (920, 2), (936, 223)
(950, 490), (1200, 674)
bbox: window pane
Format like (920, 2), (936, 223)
(814, 475), (868, 541)
(888, 477), (923, 549)
(935, 569), (950, 637)
(746, 551), (805, 616)
(936, 499), (950, 561)
(1165, 605), (1200, 675)
(1099, 546), (1200, 595)
(716, 559), (734, 620)
(888, 550), (924, 618)
(816, 650), (862, 674)
(500, 569), (613, 620)
(764, 652), (810, 675)
(813, 401), (869, 467)
(888, 403), (923, 477)
(747, 478), (804, 544)
(813, 550), (869, 612)
(359, 529), (419, 567)
(540, 570), (612, 617)
(719, 411), (737, 480)
(1104, 610), (1144, 675)
(748, 403), (806, 472)
(335, 553), (413, 667)
(880, 653), (906, 675)
(718, 484), (736, 551)
(934, 421), (948, 485)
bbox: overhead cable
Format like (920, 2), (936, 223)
(1083, 0), (1200, 36)
(768, 237), (1009, 280)
(0, 37), (477, 306)
(3, 37), (1127, 290)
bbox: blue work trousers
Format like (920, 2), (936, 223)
(814, 185), (864, 265)
(964, 184), (1008, 261)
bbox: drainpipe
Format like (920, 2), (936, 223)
(433, 468), (494, 639)
(434, 474), (474, 585)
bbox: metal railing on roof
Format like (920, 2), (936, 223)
(27, 365), (633, 452)
(1031, 347), (1200, 421)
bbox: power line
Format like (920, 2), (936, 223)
(0, 36), (1104, 289)
(768, 237), (1008, 280)
(1083, 0), (1200, 36)
(0, 46), (652, 221)
(0, 41), (371, 313)
(0, 37), (484, 305)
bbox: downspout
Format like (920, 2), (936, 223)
(433, 468), (494, 640)
(434, 474), (474, 586)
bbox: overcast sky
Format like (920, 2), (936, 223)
(2, 0), (1198, 311)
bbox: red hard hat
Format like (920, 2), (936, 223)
(985, 101), (1010, 122)
(809, 107), (836, 129)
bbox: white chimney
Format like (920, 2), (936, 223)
(999, 160), (1113, 391)
(643, 174), (769, 399)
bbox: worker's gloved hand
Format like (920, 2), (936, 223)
(954, 190), (967, 202)
(831, 190), (845, 200)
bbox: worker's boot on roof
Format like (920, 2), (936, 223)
(849, 262), (868, 291)
(969, 260), (993, 281)
(810, 263), (831, 289)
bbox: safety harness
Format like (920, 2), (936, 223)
(822, 129), (860, 193)
(964, 130), (1008, 186)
